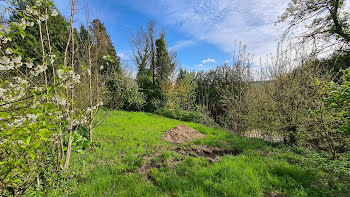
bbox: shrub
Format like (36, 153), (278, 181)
(105, 72), (145, 111)
(137, 75), (165, 112)
(156, 107), (217, 127)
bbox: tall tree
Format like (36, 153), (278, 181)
(155, 32), (175, 84)
(129, 21), (156, 81)
(279, 0), (350, 54)
(9, 2), (69, 83)
(91, 19), (120, 76)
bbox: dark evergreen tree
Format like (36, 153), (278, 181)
(91, 19), (121, 76)
(9, 1), (69, 84)
(155, 33), (174, 84)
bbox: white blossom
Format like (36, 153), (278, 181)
(86, 107), (92, 114)
(14, 117), (26, 126)
(56, 69), (64, 78)
(19, 18), (27, 30)
(51, 10), (59, 17)
(26, 5), (33, 14)
(14, 56), (22, 64)
(72, 74), (81, 83)
(54, 96), (67, 106)
(27, 114), (39, 121)
(15, 77), (28, 85)
(0, 139), (8, 145)
(2, 38), (8, 44)
(5, 48), (12, 55)
(31, 64), (48, 76)
(0, 88), (6, 98)
(26, 62), (34, 68)
(50, 58), (55, 64)
(0, 56), (11, 65)
(35, 1), (42, 7)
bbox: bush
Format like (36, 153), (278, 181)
(105, 72), (145, 111)
(137, 75), (165, 112)
(156, 107), (217, 127)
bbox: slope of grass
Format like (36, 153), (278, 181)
(54, 111), (349, 197)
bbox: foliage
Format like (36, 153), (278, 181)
(320, 68), (350, 136)
(0, 1), (95, 195)
(194, 66), (231, 122)
(105, 72), (145, 111)
(129, 21), (156, 83)
(155, 33), (174, 84)
(318, 51), (350, 75)
(91, 19), (121, 77)
(279, 0), (350, 53)
(155, 107), (217, 127)
(194, 57), (252, 130)
(137, 75), (165, 112)
(164, 69), (197, 111)
(305, 67), (350, 158)
(10, 0), (69, 69)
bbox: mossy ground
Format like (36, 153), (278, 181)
(54, 111), (349, 197)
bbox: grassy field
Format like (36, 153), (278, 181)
(55, 111), (349, 197)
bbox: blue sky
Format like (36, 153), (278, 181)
(53, 0), (288, 72)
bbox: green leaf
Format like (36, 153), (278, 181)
(26, 136), (31, 145)
(82, 141), (91, 148)
(32, 143), (40, 149)
(40, 137), (50, 141)
(19, 31), (25, 39)
(13, 179), (22, 184)
(28, 150), (36, 159)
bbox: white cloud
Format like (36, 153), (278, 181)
(195, 64), (204, 67)
(202, 58), (216, 64)
(170, 40), (196, 51)
(126, 0), (289, 63)
(53, 0), (291, 66)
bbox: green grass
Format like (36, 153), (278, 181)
(54, 111), (349, 197)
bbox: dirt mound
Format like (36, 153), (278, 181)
(173, 145), (241, 163)
(163, 125), (206, 144)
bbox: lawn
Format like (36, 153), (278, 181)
(54, 111), (349, 197)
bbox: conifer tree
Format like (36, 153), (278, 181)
(91, 19), (121, 76)
(155, 33), (174, 84)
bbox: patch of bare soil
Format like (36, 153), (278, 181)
(138, 152), (163, 176)
(139, 145), (241, 177)
(173, 145), (241, 163)
(264, 191), (285, 197)
(140, 125), (240, 182)
(163, 125), (206, 144)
